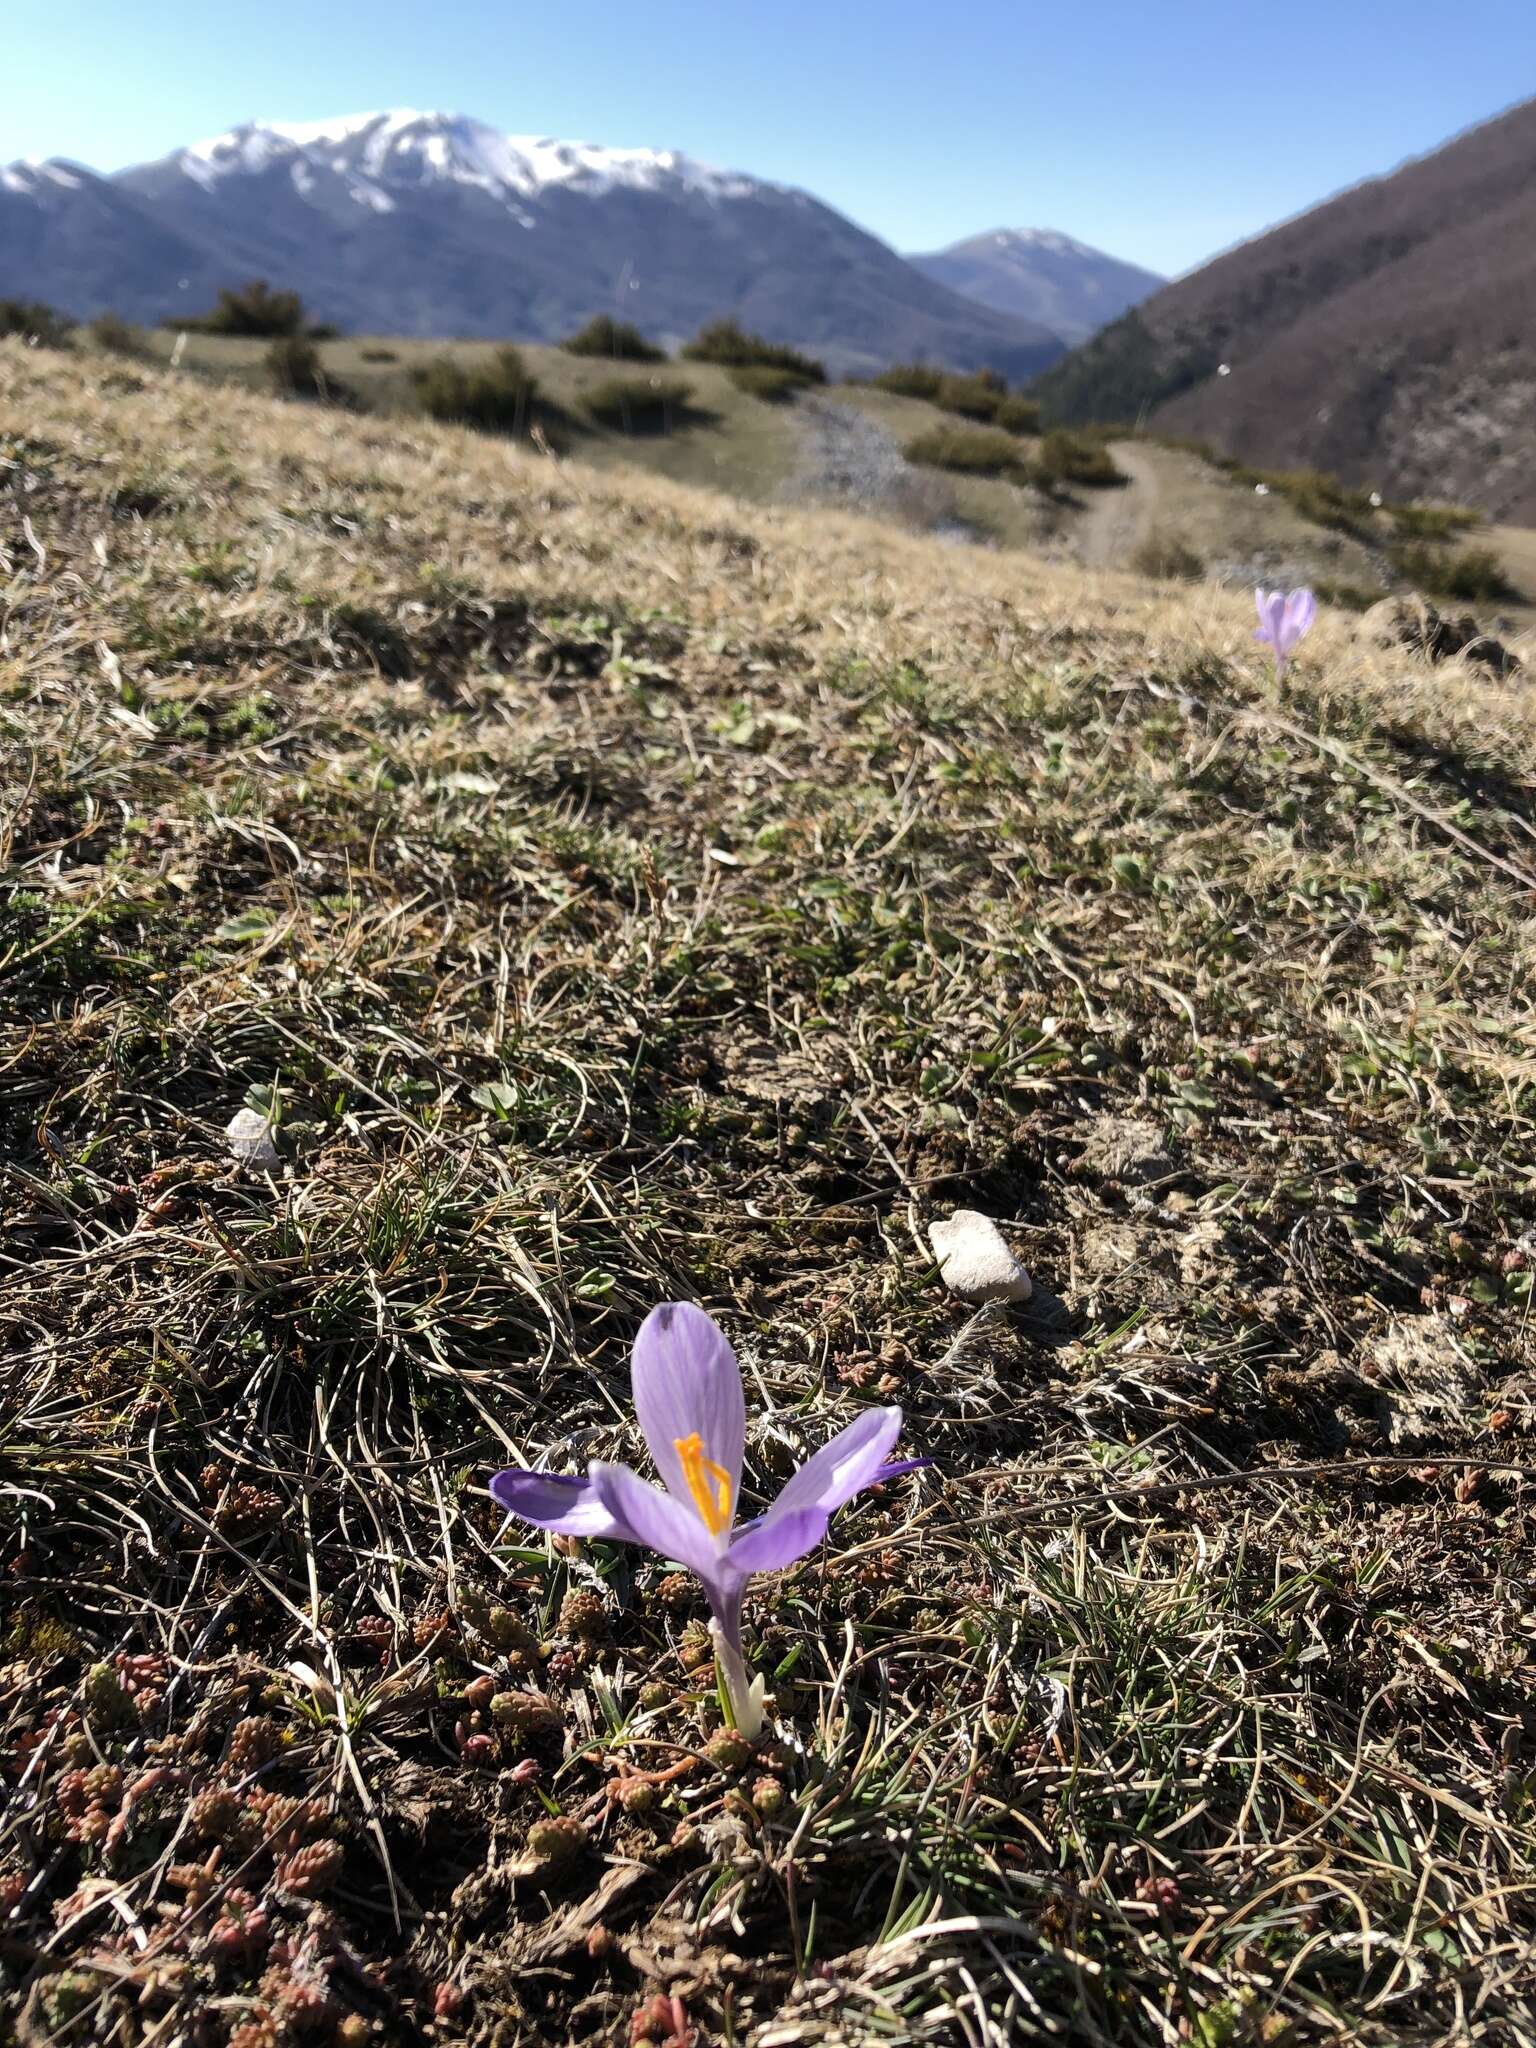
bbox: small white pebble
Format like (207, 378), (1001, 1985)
(225, 1108), (279, 1172)
(929, 1209), (1033, 1304)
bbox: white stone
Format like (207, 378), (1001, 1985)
(225, 1108), (279, 1172)
(929, 1209), (1033, 1304)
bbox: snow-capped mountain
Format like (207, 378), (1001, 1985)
(141, 111), (764, 208)
(909, 227), (1162, 344)
(1, 112), (1068, 379)
(0, 156), (222, 323)
(1, 160), (89, 195)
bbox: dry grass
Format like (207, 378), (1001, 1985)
(139, 329), (801, 503)
(121, 333), (1536, 611)
(1098, 443), (1387, 589)
(3, 340), (1536, 2048)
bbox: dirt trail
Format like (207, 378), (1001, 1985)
(1077, 440), (1161, 568)
(783, 394), (910, 507)
(781, 395), (983, 541)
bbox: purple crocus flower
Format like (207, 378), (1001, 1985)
(1253, 586), (1317, 677)
(490, 1302), (925, 1737)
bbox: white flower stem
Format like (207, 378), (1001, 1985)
(711, 1622), (765, 1740)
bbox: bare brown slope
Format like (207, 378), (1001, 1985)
(1032, 96), (1536, 519)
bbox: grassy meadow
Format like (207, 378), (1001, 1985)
(137, 329), (1063, 550)
(113, 326), (1536, 615)
(143, 328), (803, 501)
(3, 337), (1536, 2048)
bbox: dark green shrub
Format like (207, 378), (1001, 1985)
(1131, 530), (1204, 581)
(728, 365), (803, 403)
(1037, 429), (1127, 488)
(359, 346), (399, 364)
(682, 319), (825, 384)
(905, 425), (1031, 480)
(1312, 580), (1380, 614)
(584, 375), (694, 433)
(1210, 455), (1363, 529)
(0, 299), (73, 347)
(562, 315), (665, 362)
(1391, 543), (1514, 604)
(182, 280), (307, 337)
(412, 348), (538, 435)
(872, 363), (945, 400)
(88, 311), (145, 356)
(934, 373), (1005, 422)
(1390, 501), (1482, 541)
(994, 394), (1042, 435)
(1262, 467), (1373, 531)
(266, 335), (327, 398)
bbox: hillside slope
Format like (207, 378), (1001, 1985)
(910, 227), (1162, 341)
(1030, 95), (1536, 519)
(134, 328), (1517, 603)
(2, 110), (1065, 381)
(3, 342), (1536, 2048)
(0, 160), (218, 313)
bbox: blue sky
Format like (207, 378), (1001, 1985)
(7, 0), (1535, 275)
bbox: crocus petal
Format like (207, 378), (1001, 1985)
(728, 1505), (830, 1574)
(1254, 588), (1276, 639)
(631, 1302), (745, 1531)
(1283, 588), (1317, 646)
(767, 1407), (904, 1520)
(870, 1457), (933, 1484)
(489, 1468), (620, 1538)
(590, 1460), (733, 1587)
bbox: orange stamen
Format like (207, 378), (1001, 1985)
(673, 1432), (732, 1535)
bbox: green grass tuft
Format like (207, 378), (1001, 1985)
(412, 345), (539, 435)
(1391, 540), (1516, 603)
(905, 423), (1033, 479)
(561, 314), (667, 363)
(681, 317), (826, 384)
(583, 374), (696, 433)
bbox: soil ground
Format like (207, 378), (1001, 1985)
(3, 339), (1536, 2048)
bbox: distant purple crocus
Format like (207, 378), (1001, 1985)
(490, 1303), (926, 1737)
(1253, 587), (1317, 677)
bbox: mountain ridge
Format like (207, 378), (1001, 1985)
(120, 110), (772, 206)
(909, 227), (1162, 342)
(0, 110), (1069, 381)
(1029, 93), (1536, 520)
